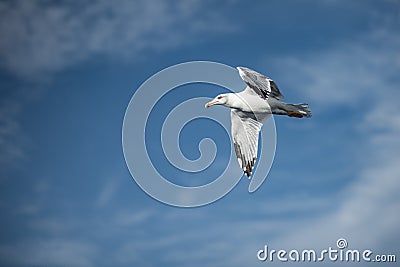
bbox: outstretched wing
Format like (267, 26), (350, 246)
(269, 80), (284, 100)
(237, 66), (284, 100)
(231, 109), (263, 177)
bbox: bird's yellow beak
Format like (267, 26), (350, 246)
(205, 100), (217, 108)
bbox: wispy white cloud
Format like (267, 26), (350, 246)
(0, 98), (26, 170)
(271, 28), (400, 110)
(96, 179), (119, 207)
(114, 209), (154, 226)
(0, 0), (237, 78)
(0, 0), (238, 172)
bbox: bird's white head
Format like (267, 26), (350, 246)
(205, 94), (229, 108)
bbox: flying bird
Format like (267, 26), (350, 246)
(205, 66), (311, 177)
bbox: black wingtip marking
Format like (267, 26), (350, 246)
(242, 157), (257, 177)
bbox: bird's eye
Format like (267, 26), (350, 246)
(217, 96), (223, 99)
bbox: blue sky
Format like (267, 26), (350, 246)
(0, 0), (399, 266)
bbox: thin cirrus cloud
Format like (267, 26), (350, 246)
(0, 0), (237, 172)
(0, 0), (236, 78)
(0, 99), (26, 167)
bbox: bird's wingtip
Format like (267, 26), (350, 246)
(237, 67), (246, 79)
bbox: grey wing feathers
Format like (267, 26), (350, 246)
(231, 109), (263, 177)
(237, 66), (284, 100)
(237, 67), (271, 99)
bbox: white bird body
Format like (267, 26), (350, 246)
(237, 89), (272, 115)
(205, 66), (311, 177)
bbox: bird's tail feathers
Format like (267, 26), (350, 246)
(287, 103), (312, 118)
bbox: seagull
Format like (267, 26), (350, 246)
(205, 66), (311, 177)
